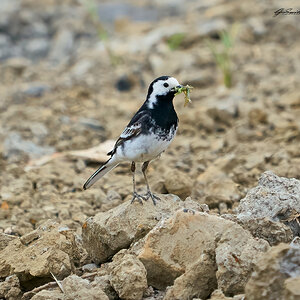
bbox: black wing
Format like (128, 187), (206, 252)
(107, 110), (150, 156)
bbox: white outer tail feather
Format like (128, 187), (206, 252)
(83, 158), (119, 190)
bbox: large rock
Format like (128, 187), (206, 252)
(0, 220), (86, 286)
(0, 275), (22, 300)
(245, 239), (300, 300)
(31, 274), (110, 300)
(164, 170), (193, 199)
(232, 216), (293, 246)
(110, 252), (147, 300)
(164, 251), (217, 300)
(92, 275), (118, 300)
(138, 210), (268, 294)
(62, 275), (109, 300)
(237, 171), (300, 244)
(215, 223), (269, 294)
(82, 195), (204, 263)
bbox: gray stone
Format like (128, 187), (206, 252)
(79, 118), (104, 131)
(0, 34), (12, 60)
(0, 0), (20, 30)
(3, 132), (55, 160)
(0, 34), (11, 48)
(97, 2), (159, 24)
(22, 22), (49, 39)
(22, 83), (51, 98)
(81, 263), (98, 272)
(49, 29), (74, 64)
(233, 216), (293, 246)
(24, 38), (50, 59)
(215, 224), (269, 295)
(246, 242), (300, 300)
(0, 275), (21, 300)
(197, 18), (228, 37)
(237, 171), (300, 242)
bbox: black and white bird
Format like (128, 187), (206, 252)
(83, 76), (182, 205)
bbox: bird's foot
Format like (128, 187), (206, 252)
(131, 192), (147, 205)
(144, 191), (160, 205)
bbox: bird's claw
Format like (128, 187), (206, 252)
(131, 192), (147, 205)
(144, 191), (160, 205)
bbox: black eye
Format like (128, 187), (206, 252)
(163, 83), (169, 88)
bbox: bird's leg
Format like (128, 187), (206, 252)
(142, 161), (160, 205)
(131, 161), (146, 204)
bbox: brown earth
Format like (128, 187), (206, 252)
(0, 0), (300, 299)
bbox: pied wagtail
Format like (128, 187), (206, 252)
(83, 76), (182, 205)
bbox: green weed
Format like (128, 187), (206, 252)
(167, 33), (186, 50)
(206, 24), (239, 88)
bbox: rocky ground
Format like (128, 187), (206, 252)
(0, 0), (300, 299)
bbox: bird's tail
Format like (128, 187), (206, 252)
(83, 157), (119, 190)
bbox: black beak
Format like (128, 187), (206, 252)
(171, 85), (183, 92)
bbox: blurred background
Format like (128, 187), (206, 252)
(0, 0), (300, 234)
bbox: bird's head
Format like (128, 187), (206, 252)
(146, 76), (182, 109)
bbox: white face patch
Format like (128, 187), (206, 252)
(147, 77), (180, 109)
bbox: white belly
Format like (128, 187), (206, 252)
(116, 129), (176, 162)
